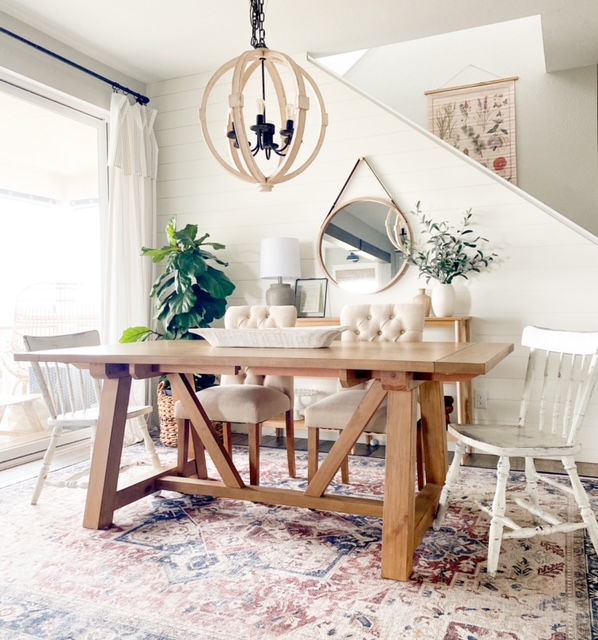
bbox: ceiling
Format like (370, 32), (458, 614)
(1, 0), (597, 84)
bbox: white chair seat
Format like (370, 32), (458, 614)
(449, 423), (581, 457)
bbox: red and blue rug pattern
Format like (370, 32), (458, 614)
(0, 446), (596, 639)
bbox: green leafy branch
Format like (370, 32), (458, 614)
(395, 203), (498, 284)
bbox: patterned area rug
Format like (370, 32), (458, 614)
(1, 445), (597, 640)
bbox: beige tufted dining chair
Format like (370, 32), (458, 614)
(175, 305), (297, 485)
(304, 303), (425, 483)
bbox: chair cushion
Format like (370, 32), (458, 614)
(303, 389), (387, 433)
(175, 384), (290, 424)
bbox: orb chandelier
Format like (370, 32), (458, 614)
(199, 0), (328, 192)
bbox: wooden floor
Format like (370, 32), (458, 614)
(235, 432), (598, 478)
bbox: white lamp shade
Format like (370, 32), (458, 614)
(260, 237), (301, 280)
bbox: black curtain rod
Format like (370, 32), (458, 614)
(1, 27), (150, 105)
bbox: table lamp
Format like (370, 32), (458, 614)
(260, 237), (301, 306)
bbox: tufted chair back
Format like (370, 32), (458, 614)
(335, 303), (424, 393)
(340, 303), (425, 343)
(225, 305), (297, 330)
(220, 305), (297, 399)
(304, 302), (425, 483)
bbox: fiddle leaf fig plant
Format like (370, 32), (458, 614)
(121, 216), (236, 343)
(393, 202), (498, 284)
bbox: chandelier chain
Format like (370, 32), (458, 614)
(250, 0), (267, 49)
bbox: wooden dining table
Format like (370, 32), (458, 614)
(15, 338), (513, 581)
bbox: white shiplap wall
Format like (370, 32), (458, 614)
(148, 55), (598, 462)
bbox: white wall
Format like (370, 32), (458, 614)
(3, 16), (597, 462)
(148, 55), (598, 462)
(341, 16), (598, 236)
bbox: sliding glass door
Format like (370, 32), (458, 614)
(0, 83), (106, 468)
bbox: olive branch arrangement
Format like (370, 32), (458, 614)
(389, 202), (498, 284)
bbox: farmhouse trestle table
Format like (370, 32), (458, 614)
(15, 338), (514, 581)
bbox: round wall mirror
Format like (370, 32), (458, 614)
(318, 197), (411, 293)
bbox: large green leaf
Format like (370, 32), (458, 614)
(177, 251), (208, 278)
(120, 326), (155, 343)
(197, 266), (236, 299)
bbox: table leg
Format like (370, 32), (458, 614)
(83, 376), (132, 529)
(381, 387), (418, 580)
(419, 381), (448, 485)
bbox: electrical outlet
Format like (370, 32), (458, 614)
(474, 389), (487, 409)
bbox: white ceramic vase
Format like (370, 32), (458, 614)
(431, 283), (455, 317)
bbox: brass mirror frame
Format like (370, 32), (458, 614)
(317, 196), (412, 294)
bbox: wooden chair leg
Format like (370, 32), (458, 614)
(285, 410), (296, 478)
(340, 456), (350, 484)
(189, 421), (209, 479)
(248, 423), (260, 485)
(222, 422), (233, 456)
(307, 426), (319, 482)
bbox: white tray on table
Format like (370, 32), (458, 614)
(190, 326), (348, 348)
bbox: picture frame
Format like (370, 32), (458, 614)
(294, 278), (328, 318)
(426, 76), (518, 184)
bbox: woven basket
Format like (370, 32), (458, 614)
(157, 380), (224, 447)
(157, 381), (178, 447)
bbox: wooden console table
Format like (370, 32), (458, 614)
(296, 316), (473, 424)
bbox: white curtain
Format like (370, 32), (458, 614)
(102, 92), (158, 442)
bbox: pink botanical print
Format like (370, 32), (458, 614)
(428, 78), (517, 184)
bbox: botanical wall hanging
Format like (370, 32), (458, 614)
(426, 77), (518, 184)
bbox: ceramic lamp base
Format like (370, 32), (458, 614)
(266, 283), (294, 306)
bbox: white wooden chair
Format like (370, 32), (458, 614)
(24, 330), (161, 504)
(175, 305), (297, 485)
(434, 325), (598, 578)
(304, 303), (426, 483)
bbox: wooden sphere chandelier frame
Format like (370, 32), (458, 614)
(199, 0), (328, 192)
